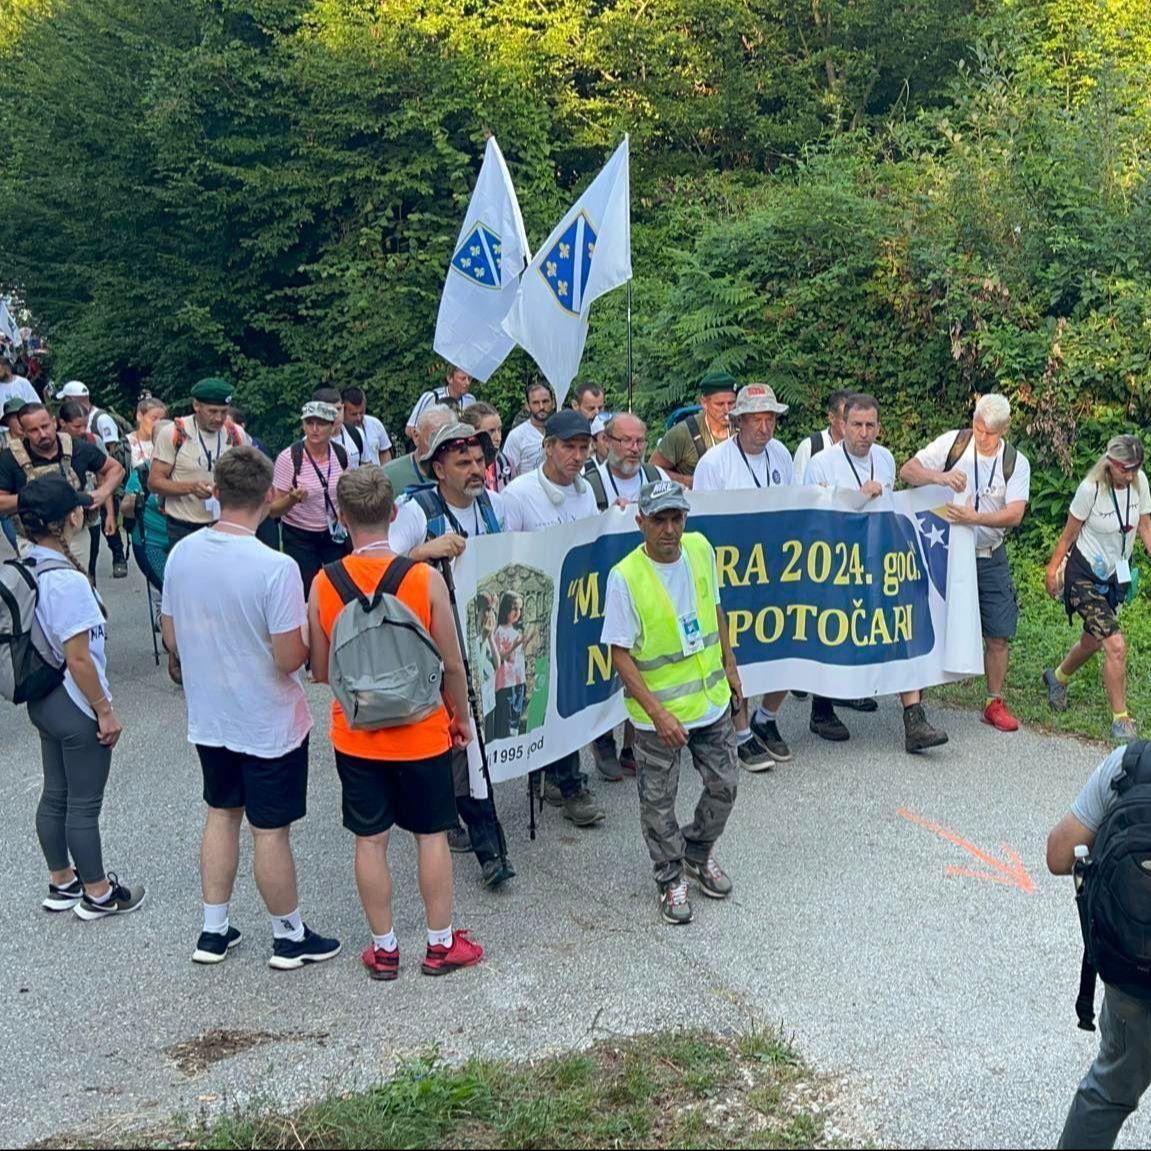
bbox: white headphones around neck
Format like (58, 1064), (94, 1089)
(536, 464), (587, 505)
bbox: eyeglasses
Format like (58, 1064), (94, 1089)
(1108, 458), (1141, 475)
(608, 435), (647, 448)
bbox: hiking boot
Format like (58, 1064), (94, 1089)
(542, 778), (564, 807)
(42, 877), (82, 913)
(112, 560), (128, 579)
(684, 854), (733, 899)
(447, 825), (472, 854)
(749, 716), (792, 762)
(659, 878), (693, 925)
(421, 929), (484, 976)
(362, 943), (400, 981)
(982, 698), (1020, 732)
(192, 925), (242, 965)
(73, 873), (146, 921)
(737, 734), (774, 772)
(268, 926), (342, 970)
(790, 690), (809, 700)
(619, 745), (637, 775)
(481, 858), (516, 889)
(1043, 668), (1069, 712)
(563, 788), (605, 827)
(1112, 716), (1138, 741)
(809, 707), (850, 742)
(592, 732), (624, 782)
(837, 697), (878, 713)
(904, 704), (948, 753)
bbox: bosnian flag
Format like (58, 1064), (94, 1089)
(433, 137), (531, 383)
(502, 136), (631, 404)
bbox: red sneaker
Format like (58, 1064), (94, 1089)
(982, 698), (1020, 732)
(362, 943), (399, 981)
(421, 929), (484, 976)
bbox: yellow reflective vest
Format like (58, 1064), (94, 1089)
(615, 532), (730, 726)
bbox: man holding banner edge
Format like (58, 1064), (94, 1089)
(602, 480), (741, 925)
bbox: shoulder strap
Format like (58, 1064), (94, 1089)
(226, 423), (243, 448)
(346, 424), (363, 453)
(173, 416), (190, 451)
(585, 465), (608, 512)
(808, 431), (824, 456)
(290, 441), (304, 487)
(641, 463), (661, 483)
(27, 555), (75, 578)
(685, 415), (707, 460)
(9, 437), (33, 476)
(477, 489), (501, 534)
(322, 559), (369, 610)
(1113, 740), (1151, 795)
(1003, 441), (1017, 482)
(331, 441), (348, 470)
(58, 432), (73, 472)
(944, 428), (973, 472)
(375, 555), (416, 602)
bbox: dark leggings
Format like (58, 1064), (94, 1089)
(87, 521), (125, 577)
(281, 522), (348, 597)
(27, 684), (112, 884)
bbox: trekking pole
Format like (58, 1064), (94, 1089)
(436, 559), (509, 867)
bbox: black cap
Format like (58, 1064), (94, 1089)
(17, 475), (92, 526)
(545, 410), (593, 441)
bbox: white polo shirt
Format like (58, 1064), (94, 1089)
(693, 436), (793, 492)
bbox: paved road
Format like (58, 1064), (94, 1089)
(1, 547), (1145, 1148)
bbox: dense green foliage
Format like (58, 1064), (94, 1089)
(1, 0), (1149, 500)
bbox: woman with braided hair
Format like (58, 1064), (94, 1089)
(17, 475), (145, 920)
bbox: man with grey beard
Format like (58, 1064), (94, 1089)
(584, 412), (665, 512)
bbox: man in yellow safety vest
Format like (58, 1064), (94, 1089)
(600, 480), (743, 926)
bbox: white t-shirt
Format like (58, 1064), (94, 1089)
(407, 388), (476, 430)
(502, 421), (546, 479)
(0, 376), (38, 410)
(501, 469), (600, 530)
(600, 544), (727, 731)
(914, 431), (1032, 551)
(393, 489), (507, 546)
(127, 432), (154, 469)
(1069, 473), (1151, 580)
(362, 414), (391, 459)
(27, 545), (109, 719)
(692, 436), (793, 492)
(805, 442), (896, 492)
(792, 427), (835, 483)
(332, 425), (369, 468)
(88, 408), (120, 444)
(595, 460), (668, 505)
(161, 529), (313, 758)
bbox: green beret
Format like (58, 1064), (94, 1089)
(698, 370), (739, 396)
(191, 377), (233, 405)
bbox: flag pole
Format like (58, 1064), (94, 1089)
(626, 280), (634, 413)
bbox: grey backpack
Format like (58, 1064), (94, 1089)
(0, 555), (72, 705)
(323, 557), (445, 730)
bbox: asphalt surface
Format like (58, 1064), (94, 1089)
(2, 542), (1147, 1148)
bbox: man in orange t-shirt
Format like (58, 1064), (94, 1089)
(308, 465), (484, 982)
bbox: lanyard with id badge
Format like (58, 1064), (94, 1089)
(679, 609), (704, 656)
(1111, 485), (1139, 602)
(198, 427), (223, 519)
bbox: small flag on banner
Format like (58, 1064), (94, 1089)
(433, 137), (531, 383)
(502, 136), (631, 404)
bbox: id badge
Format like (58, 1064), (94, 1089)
(1116, 557), (1132, 585)
(204, 496), (221, 520)
(679, 611), (704, 656)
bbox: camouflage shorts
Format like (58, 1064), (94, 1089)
(1065, 569), (1121, 640)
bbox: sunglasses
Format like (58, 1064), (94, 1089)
(1108, 458), (1141, 475)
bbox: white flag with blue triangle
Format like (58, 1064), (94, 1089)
(433, 136), (531, 383)
(502, 136), (631, 404)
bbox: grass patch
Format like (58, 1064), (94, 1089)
(55, 1028), (836, 1150)
(935, 552), (1151, 742)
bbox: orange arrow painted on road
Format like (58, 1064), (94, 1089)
(897, 807), (1036, 894)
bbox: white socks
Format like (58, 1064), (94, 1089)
(428, 925), (453, 949)
(754, 705), (776, 724)
(372, 930), (398, 952)
(734, 727), (753, 745)
(203, 901), (229, 935)
(271, 908), (305, 942)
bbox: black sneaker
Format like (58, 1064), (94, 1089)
(112, 560), (129, 579)
(481, 858), (517, 889)
(192, 925), (243, 965)
(592, 732), (624, 782)
(836, 697), (878, 713)
(749, 715), (792, 762)
(268, 926), (342, 970)
(447, 825), (472, 854)
(42, 877), (83, 913)
(737, 733), (774, 772)
(809, 706), (850, 742)
(73, 873), (146, 921)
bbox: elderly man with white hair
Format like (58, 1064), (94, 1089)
(900, 393), (1032, 733)
(383, 403), (458, 495)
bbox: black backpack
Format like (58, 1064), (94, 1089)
(944, 428), (1017, 481)
(1074, 740), (1151, 1030)
(290, 439), (348, 486)
(582, 459), (662, 512)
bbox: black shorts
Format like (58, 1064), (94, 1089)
(976, 546), (1019, 640)
(197, 737), (309, 829)
(334, 748), (458, 838)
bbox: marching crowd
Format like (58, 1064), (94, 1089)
(6, 357), (1151, 1144)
